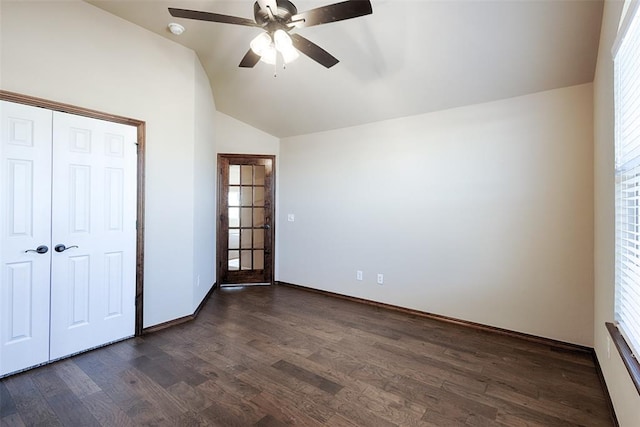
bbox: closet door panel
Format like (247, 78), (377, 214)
(0, 101), (52, 376)
(50, 112), (137, 360)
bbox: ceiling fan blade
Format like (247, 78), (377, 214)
(239, 49), (261, 68)
(290, 33), (339, 68)
(289, 0), (372, 29)
(169, 8), (259, 27)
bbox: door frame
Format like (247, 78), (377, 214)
(217, 154), (276, 286)
(0, 90), (146, 336)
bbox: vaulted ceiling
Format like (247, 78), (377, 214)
(87, 0), (604, 138)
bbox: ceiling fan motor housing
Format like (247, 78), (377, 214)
(254, 0), (297, 29)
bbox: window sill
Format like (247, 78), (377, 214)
(606, 322), (640, 395)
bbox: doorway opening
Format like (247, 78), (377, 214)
(217, 154), (275, 286)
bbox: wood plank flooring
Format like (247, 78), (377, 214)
(1, 284), (613, 426)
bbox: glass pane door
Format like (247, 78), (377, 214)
(218, 155), (274, 285)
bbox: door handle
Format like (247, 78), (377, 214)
(54, 244), (79, 253)
(263, 224), (270, 230)
(25, 245), (49, 254)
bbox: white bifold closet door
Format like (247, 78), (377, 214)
(0, 101), (137, 376)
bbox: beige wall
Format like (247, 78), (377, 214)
(279, 84), (594, 346)
(215, 111), (280, 155)
(594, 0), (640, 425)
(0, 0), (218, 327)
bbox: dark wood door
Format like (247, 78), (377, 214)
(217, 154), (275, 285)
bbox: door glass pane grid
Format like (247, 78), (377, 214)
(227, 164), (267, 272)
(254, 250), (264, 270)
(241, 229), (252, 248)
(228, 250), (239, 271)
(241, 186), (253, 206)
(229, 165), (240, 185)
(254, 187), (265, 207)
(253, 208), (265, 227)
(228, 229), (239, 249)
(241, 165), (252, 185)
(229, 207), (239, 227)
(241, 250), (252, 270)
(240, 208), (252, 227)
(254, 229), (264, 249)
(229, 186), (240, 206)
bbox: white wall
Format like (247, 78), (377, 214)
(0, 0), (218, 327)
(594, 0), (640, 425)
(279, 84), (594, 346)
(215, 111), (280, 155)
(193, 59), (218, 309)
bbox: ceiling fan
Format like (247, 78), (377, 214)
(168, 0), (373, 69)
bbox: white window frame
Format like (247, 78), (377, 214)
(613, 0), (640, 393)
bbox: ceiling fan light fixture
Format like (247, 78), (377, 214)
(250, 32), (272, 55)
(273, 29), (292, 48)
(274, 29), (299, 63)
(280, 46), (299, 63)
(259, 44), (277, 64)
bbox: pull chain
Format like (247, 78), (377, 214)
(273, 52), (278, 77)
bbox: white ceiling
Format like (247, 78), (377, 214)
(87, 0), (604, 138)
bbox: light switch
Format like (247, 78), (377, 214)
(287, 214), (295, 222)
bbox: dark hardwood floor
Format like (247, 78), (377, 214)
(1, 284), (613, 426)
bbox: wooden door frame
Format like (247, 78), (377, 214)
(0, 90), (146, 336)
(217, 154), (276, 286)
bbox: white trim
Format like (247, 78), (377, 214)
(614, 0), (640, 362)
(613, 0), (640, 56)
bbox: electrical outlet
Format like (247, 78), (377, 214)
(356, 270), (363, 281)
(377, 274), (384, 285)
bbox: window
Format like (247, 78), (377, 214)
(613, 0), (640, 393)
